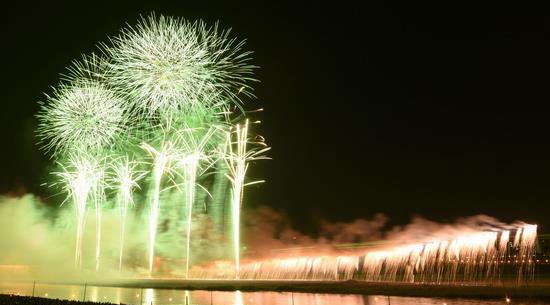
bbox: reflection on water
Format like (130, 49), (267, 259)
(0, 281), (547, 305)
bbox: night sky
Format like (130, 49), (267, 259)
(1, 2), (548, 232)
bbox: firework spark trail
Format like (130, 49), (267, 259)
(56, 160), (91, 269)
(513, 228), (522, 247)
(517, 224), (538, 282)
(54, 155), (104, 269)
(175, 125), (218, 278)
(141, 140), (178, 274)
(223, 120), (270, 278)
(92, 179), (104, 272)
(499, 230), (510, 257)
(81, 156), (104, 272)
(110, 157), (142, 272)
(226, 121), (247, 279)
(182, 153), (198, 278)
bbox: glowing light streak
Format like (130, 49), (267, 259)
(223, 120), (270, 278)
(142, 139), (179, 274)
(175, 125), (219, 278)
(109, 156), (143, 272)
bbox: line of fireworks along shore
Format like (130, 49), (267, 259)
(190, 223), (538, 283)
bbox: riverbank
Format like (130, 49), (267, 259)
(85, 278), (550, 299)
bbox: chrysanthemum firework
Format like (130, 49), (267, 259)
(36, 79), (130, 156)
(105, 14), (256, 116)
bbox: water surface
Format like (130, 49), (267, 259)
(0, 282), (547, 305)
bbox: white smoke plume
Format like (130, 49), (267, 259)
(0, 194), (534, 280)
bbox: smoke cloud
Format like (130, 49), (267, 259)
(0, 193), (530, 280)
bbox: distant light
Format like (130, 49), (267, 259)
(44, 293), (48, 297)
(506, 297), (511, 303)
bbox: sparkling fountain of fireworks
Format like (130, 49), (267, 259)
(54, 156), (94, 268)
(37, 14), (265, 275)
(175, 124), (219, 278)
(141, 138), (178, 274)
(196, 223), (536, 283)
(236, 225), (536, 283)
(517, 224), (537, 281)
(37, 73), (129, 269)
(91, 165), (105, 271)
(223, 120), (270, 278)
(57, 155), (106, 272)
(110, 157), (143, 272)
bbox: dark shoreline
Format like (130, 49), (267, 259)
(80, 278), (550, 299)
(0, 294), (124, 305)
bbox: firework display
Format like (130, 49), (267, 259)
(35, 14), (540, 286)
(37, 14), (268, 276)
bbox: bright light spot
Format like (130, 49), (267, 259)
(506, 297), (511, 303)
(44, 293), (48, 297)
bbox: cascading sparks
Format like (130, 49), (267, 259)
(224, 120), (270, 278)
(141, 140), (177, 274)
(189, 223), (538, 284)
(110, 157), (142, 272)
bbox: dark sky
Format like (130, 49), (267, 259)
(1, 2), (548, 232)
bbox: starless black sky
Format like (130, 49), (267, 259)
(0, 2), (548, 232)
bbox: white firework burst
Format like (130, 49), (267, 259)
(37, 80), (129, 156)
(105, 14), (256, 116)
